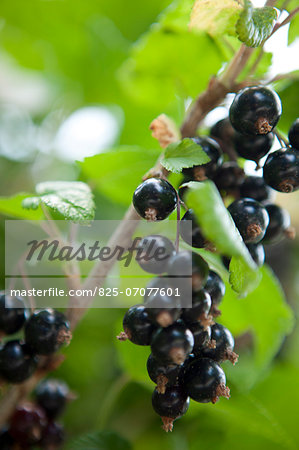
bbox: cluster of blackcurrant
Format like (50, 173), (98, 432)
(120, 86), (298, 431)
(0, 378), (71, 449)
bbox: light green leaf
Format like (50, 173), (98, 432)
(23, 181), (95, 224)
(274, 77), (299, 135)
(161, 138), (210, 173)
(229, 255), (261, 298)
(236, 0), (278, 48)
(0, 193), (44, 220)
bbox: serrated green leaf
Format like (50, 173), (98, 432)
(160, 138), (210, 173)
(229, 255), (262, 297)
(23, 181), (95, 224)
(67, 430), (132, 450)
(236, 0), (277, 48)
(0, 193), (44, 220)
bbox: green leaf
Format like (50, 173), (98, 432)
(276, 0), (299, 44)
(68, 430), (132, 450)
(236, 0), (277, 48)
(160, 138), (210, 173)
(23, 181), (95, 224)
(0, 193), (44, 220)
(185, 180), (259, 295)
(189, 0), (242, 37)
(79, 146), (160, 206)
(274, 78), (299, 135)
(229, 255), (261, 298)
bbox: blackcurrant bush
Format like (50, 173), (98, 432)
(201, 323), (238, 364)
(167, 251), (209, 292)
(183, 357), (230, 403)
(228, 198), (269, 244)
(182, 137), (223, 180)
(263, 148), (299, 193)
(0, 340), (38, 383)
(262, 203), (292, 244)
(25, 309), (71, 355)
(151, 321), (194, 365)
(133, 178), (177, 221)
(246, 243), (265, 267)
(145, 290), (181, 328)
(240, 176), (273, 202)
(181, 290), (212, 327)
(188, 322), (211, 354)
(0, 427), (15, 450)
(0, 292), (28, 335)
(213, 162), (245, 193)
(147, 354), (182, 394)
(9, 402), (47, 446)
(35, 378), (69, 419)
(233, 131), (274, 163)
(204, 271), (225, 317)
(180, 209), (206, 248)
(152, 386), (190, 432)
(288, 118), (299, 149)
(118, 305), (156, 345)
(229, 86), (282, 135)
(40, 421), (65, 448)
(136, 235), (175, 274)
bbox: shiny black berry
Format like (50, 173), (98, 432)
(234, 131), (274, 163)
(180, 209), (206, 248)
(40, 421), (65, 448)
(246, 243), (265, 267)
(213, 162), (245, 193)
(183, 357), (230, 403)
(119, 305), (156, 345)
(204, 271), (225, 317)
(262, 204), (292, 244)
(35, 379), (69, 419)
(144, 277), (173, 301)
(229, 86), (282, 135)
(210, 117), (234, 145)
(0, 293), (28, 335)
(147, 354), (182, 393)
(9, 403), (47, 446)
(151, 321), (194, 365)
(136, 235), (175, 274)
(182, 137), (223, 180)
(145, 290), (181, 328)
(25, 309), (71, 355)
(133, 178), (177, 221)
(152, 386), (190, 432)
(181, 290), (212, 326)
(0, 427), (15, 450)
(240, 176), (273, 202)
(288, 118), (299, 149)
(167, 251), (209, 292)
(188, 322), (211, 354)
(228, 198), (269, 244)
(0, 340), (38, 383)
(263, 148), (299, 193)
(201, 323), (238, 364)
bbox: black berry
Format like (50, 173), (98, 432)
(144, 276), (173, 301)
(188, 322), (211, 354)
(201, 323), (238, 364)
(136, 235), (175, 274)
(167, 251), (209, 292)
(204, 271), (225, 317)
(288, 118), (299, 149)
(229, 86), (282, 135)
(35, 379), (69, 419)
(228, 198), (269, 244)
(147, 353), (182, 394)
(240, 176), (273, 202)
(263, 148), (299, 193)
(0, 292), (28, 335)
(0, 340), (38, 383)
(182, 137), (223, 180)
(210, 117), (234, 145)
(233, 131), (274, 163)
(9, 402), (47, 446)
(246, 243), (265, 267)
(183, 357), (230, 403)
(180, 209), (206, 248)
(152, 386), (190, 432)
(262, 203), (292, 244)
(213, 162), (245, 193)
(181, 290), (212, 327)
(145, 290), (181, 328)
(133, 178), (177, 221)
(25, 309), (71, 355)
(151, 321), (194, 365)
(119, 305), (156, 345)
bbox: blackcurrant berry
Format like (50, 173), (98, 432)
(136, 235), (175, 274)
(246, 243), (265, 267)
(151, 321), (194, 365)
(143, 276), (173, 301)
(188, 322), (211, 354)
(183, 357), (230, 403)
(182, 137), (223, 180)
(213, 162), (245, 193)
(25, 309), (71, 355)
(228, 198), (269, 244)
(0, 292), (28, 335)
(262, 203), (292, 244)
(118, 305), (156, 345)
(0, 427), (15, 450)
(133, 178), (177, 221)
(204, 271), (225, 317)
(210, 117), (234, 145)
(145, 290), (181, 328)
(180, 209), (206, 248)
(0, 340), (38, 383)
(35, 378), (69, 419)
(201, 323), (238, 364)
(240, 176), (273, 202)
(147, 354), (182, 394)
(288, 118), (299, 149)
(233, 131), (274, 164)
(40, 421), (65, 448)
(229, 86), (282, 135)
(167, 251), (209, 292)
(152, 386), (190, 432)
(263, 148), (299, 193)
(181, 290), (212, 327)
(9, 402), (47, 446)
